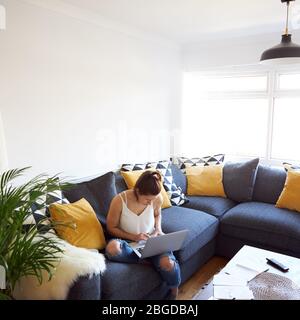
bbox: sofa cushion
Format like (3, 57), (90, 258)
(102, 260), (163, 300)
(121, 161), (188, 207)
(186, 165), (226, 197)
(283, 162), (300, 171)
(147, 160), (188, 206)
(223, 158), (259, 203)
(114, 171), (128, 194)
(276, 169), (300, 213)
(220, 202), (300, 255)
(183, 196), (236, 218)
(161, 206), (219, 263)
(120, 169), (172, 209)
(252, 165), (286, 204)
(174, 154), (225, 173)
(63, 172), (117, 225)
(171, 164), (187, 194)
(49, 198), (107, 250)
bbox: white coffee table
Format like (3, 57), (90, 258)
(223, 245), (300, 286)
(195, 245), (300, 300)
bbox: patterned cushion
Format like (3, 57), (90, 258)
(120, 161), (188, 206)
(283, 162), (300, 171)
(147, 160), (188, 206)
(174, 154), (225, 173)
(46, 189), (70, 206)
(24, 189), (69, 233)
(45, 189), (70, 217)
(31, 194), (48, 224)
(121, 163), (148, 172)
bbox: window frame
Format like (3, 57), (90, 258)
(181, 66), (300, 165)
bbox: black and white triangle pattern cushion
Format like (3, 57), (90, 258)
(46, 189), (70, 206)
(23, 189), (70, 233)
(175, 154), (225, 173)
(283, 162), (300, 171)
(147, 160), (188, 206)
(31, 194), (48, 224)
(22, 193), (48, 233)
(45, 189), (70, 217)
(121, 163), (148, 172)
(121, 161), (188, 206)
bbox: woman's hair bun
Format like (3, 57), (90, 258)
(151, 170), (162, 181)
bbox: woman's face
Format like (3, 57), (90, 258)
(137, 193), (158, 205)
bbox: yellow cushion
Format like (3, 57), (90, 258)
(276, 170), (300, 213)
(120, 170), (172, 209)
(186, 165), (226, 197)
(49, 198), (106, 250)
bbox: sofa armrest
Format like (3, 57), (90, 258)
(66, 273), (101, 300)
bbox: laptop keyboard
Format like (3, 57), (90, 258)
(136, 247), (144, 254)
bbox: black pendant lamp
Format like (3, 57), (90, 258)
(260, 0), (300, 65)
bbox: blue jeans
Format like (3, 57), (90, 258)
(105, 239), (181, 289)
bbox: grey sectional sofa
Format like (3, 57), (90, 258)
(65, 162), (300, 300)
(217, 164), (300, 259)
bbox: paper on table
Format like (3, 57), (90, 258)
(236, 263), (269, 281)
(222, 262), (268, 283)
(236, 262), (268, 274)
(213, 273), (247, 287)
(214, 285), (254, 300)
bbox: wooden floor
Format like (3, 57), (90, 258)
(177, 256), (228, 300)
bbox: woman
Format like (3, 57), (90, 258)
(105, 170), (181, 299)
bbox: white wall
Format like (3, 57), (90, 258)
(0, 111), (8, 173)
(0, 0), (182, 180)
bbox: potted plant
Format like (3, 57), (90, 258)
(0, 167), (69, 299)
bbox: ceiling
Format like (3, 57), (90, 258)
(61, 0), (296, 44)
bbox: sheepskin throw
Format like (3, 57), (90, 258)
(13, 232), (106, 300)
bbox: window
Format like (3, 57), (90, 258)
(189, 74), (267, 92)
(271, 72), (300, 161)
(181, 98), (268, 157)
(181, 70), (300, 164)
(181, 73), (269, 158)
(272, 98), (300, 161)
(279, 73), (300, 90)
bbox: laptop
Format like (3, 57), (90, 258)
(129, 229), (189, 259)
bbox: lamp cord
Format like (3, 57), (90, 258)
(285, 1), (290, 35)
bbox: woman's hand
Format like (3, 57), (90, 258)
(133, 233), (150, 242)
(149, 229), (165, 237)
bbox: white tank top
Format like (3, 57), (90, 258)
(119, 192), (155, 235)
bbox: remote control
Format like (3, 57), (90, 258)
(266, 258), (289, 272)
